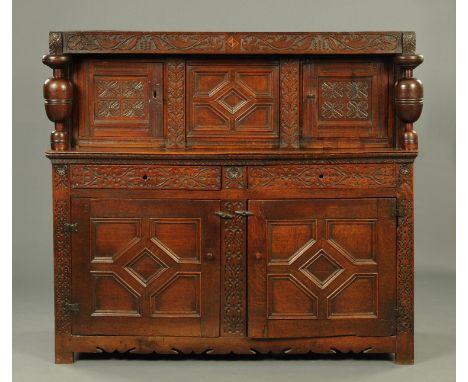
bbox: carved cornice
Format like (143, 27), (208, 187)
(59, 32), (405, 54)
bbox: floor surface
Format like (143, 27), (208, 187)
(12, 269), (455, 382)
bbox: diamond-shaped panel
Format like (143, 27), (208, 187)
(300, 249), (343, 288)
(218, 88), (249, 114)
(126, 248), (168, 285)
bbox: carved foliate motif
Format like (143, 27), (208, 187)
(280, 60), (300, 148)
(65, 33), (225, 53)
(402, 32), (416, 54)
(54, 200), (72, 334)
(240, 33), (400, 53)
(397, 164), (414, 333)
(166, 60), (186, 147)
(70, 165), (221, 190)
(248, 164), (397, 189)
(62, 32), (402, 54)
(54, 165), (68, 190)
(221, 201), (246, 336)
(49, 32), (63, 54)
(223, 167), (246, 189)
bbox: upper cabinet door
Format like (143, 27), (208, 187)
(76, 60), (164, 147)
(302, 60), (392, 148)
(186, 60), (279, 147)
(71, 198), (220, 337)
(248, 198), (396, 338)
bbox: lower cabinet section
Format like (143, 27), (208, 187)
(69, 197), (397, 340)
(247, 198), (396, 338)
(71, 198), (221, 337)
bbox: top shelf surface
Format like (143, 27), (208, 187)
(48, 31), (416, 56)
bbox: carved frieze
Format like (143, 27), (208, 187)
(61, 32), (403, 54)
(70, 165), (221, 190)
(248, 164), (397, 189)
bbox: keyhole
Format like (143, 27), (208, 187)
(319, 174), (324, 179)
(153, 90), (157, 98)
(142, 175), (148, 180)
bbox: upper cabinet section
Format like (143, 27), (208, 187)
(43, 31), (423, 153)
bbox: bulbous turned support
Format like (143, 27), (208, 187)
(42, 55), (73, 151)
(394, 54), (424, 151)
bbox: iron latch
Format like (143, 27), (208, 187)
(62, 222), (78, 232)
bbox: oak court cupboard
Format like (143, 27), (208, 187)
(42, 31), (423, 364)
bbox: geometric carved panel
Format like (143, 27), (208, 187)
(92, 273), (140, 316)
(319, 79), (371, 120)
(328, 274), (378, 318)
(91, 218), (140, 262)
(327, 220), (376, 262)
(300, 249), (343, 289)
(151, 219), (200, 263)
(187, 64), (279, 144)
(151, 273), (201, 317)
(268, 276), (317, 319)
(125, 248), (168, 286)
(302, 61), (389, 147)
(268, 221), (316, 264)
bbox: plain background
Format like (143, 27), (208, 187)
(12, 0), (455, 381)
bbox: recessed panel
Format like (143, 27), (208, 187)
(267, 276), (317, 319)
(327, 220), (376, 262)
(151, 219), (200, 263)
(91, 218), (141, 262)
(268, 221), (316, 264)
(92, 273), (140, 316)
(328, 274), (378, 318)
(187, 62), (279, 146)
(151, 273), (201, 317)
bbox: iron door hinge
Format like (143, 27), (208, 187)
(65, 302), (80, 314)
(62, 222), (78, 232)
(391, 200), (405, 225)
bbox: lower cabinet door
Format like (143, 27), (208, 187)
(248, 198), (396, 338)
(71, 198), (220, 337)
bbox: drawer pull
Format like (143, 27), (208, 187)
(206, 252), (215, 261)
(255, 252), (263, 260)
(215, 211), (234, 219)
(234, 210), (254, 217)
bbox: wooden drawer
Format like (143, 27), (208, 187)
(247, 164), (397, 189)
(69, 165), (221, 190)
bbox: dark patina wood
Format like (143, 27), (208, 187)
(43, 30), (423, 364)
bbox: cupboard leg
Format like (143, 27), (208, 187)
(395, 333), (414, 364)
(55, 350), (74, 364)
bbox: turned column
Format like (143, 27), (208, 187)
(394, 55), (424, 151)
(42, 55), (73, 151)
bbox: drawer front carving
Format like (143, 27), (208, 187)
(70, 165), (221, 190)
(186, 62), (279, 146)
(248, 164), (397, 189)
